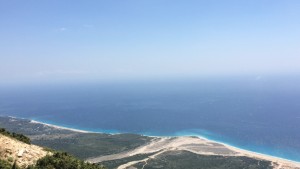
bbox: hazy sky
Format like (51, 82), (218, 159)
(1, 0), (300, 84)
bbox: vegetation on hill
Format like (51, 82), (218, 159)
(0, 127), (106, 169)
(0, 128), (31, 144)
(0, 148), (106, 169)
(27, 152), (106, 169)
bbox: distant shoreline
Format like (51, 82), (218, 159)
(30, 120), (93, 133)
(4, 115), (300, 167)
(197, 135), (300, 167)
(26, 117), (300, 167)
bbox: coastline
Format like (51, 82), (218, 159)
(222, 142), (300, 168)
(195, 135), (300, 167)
(175, 133), (300, 165)
(27, 117), (300, 167)
(30, 120), (92, 133)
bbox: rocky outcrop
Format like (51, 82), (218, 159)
(0, 134), (49, 168)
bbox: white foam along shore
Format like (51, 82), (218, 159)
(27, 117), (300, 167)
(194, 135), (300, 168)
(28, 118), (121, 134)
(30, 120), (91, 133)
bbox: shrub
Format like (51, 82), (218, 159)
(0, 159), (13, 169)
(7, 157), (14, 162)
(30, 152), (106, 169)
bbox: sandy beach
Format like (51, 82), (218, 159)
(30, 120), (91, 133)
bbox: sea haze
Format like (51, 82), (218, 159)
(0, 76), (300, 161)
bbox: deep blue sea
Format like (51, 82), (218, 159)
(0, 76), (300, 161)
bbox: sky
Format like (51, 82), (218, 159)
(0, 0), (300, 84)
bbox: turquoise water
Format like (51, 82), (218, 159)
(0, 76), (300, 161)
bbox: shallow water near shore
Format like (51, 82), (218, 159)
(1, 76), (300, 162)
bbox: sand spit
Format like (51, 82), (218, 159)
(87, 136), (300, 169)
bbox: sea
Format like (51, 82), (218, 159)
(0, 75), (300, 162)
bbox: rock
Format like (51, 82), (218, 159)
(1, 134), (48, 168)
(18, 149), (25, 157)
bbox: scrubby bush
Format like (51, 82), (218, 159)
(29, 152), (106, 169)
(7, 157), (14, 162)
(0, 159), (13, 169)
